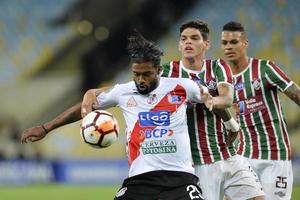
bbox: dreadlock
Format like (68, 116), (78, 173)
(127, 30), (163, 67)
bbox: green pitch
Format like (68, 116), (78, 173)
(0, 184), (300, 200)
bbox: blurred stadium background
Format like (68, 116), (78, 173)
(1, 0), (300, 199)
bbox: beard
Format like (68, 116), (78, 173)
(135, 79), (159, 95)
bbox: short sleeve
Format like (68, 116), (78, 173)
(96, 85), (121, 109)
(265, 61), (293, 92)
(181, 79), (205, 103)
(215, 59), (233, 88)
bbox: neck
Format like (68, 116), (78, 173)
(181, 55), (204, 71)
(230, 56), (249, 75)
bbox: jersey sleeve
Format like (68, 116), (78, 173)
(215, 59), (233, 88)
(96, 84), (121, 109)
(181, 79), (206, 103)
(265, 61), (293, 92)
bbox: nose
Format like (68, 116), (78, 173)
(137, 75), (145, 84)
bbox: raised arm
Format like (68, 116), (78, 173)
(284, 83), (300, 107)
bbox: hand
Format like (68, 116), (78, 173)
(81, 89), (99, 118)
(201, 87), (213, 111)
(225, 130), (239, 146)
(21, 125), (48, 144)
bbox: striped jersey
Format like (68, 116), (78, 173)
(233, 58), (293, 160)
(96, 77), (205, 177)
(162, 59), (236, 165)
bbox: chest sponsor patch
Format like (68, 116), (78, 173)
(234, 82), (245, 91)
(138, 111), (170, 127)
(235, 95), (267, 115)
(141, 139), (177, 154)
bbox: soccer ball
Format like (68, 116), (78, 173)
(80, 110), (119, 148)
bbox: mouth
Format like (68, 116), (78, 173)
(184, 46), (193, 52)
(225, 52), (235, 58)
(138, 85), (147, 91)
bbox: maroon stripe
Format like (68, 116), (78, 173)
(196, 104), (212, 164)
(170, 61), (180, 77)
(216, 115), (230, 159)
(250, 59), (260, 159)
(219, 59), (233, 84)
(236, 76), (245, 155)
(268, 61), (290, 82)
(205, 60), (212, 82)
(273, 90), (291, 160)
(254, 59), (278, 160)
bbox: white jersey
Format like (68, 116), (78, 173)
(97, 77), (205, 177)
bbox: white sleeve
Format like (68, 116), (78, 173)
(182, 79), (207, 103)
(96, 84), (120, 109)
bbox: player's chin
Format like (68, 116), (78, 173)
(137, 86), (149, 94)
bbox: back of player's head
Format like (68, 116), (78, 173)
(127, 30), (163, 67)
(222, 21), (245, 32)
(180, 19), (210, 41)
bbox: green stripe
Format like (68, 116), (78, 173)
(206, 111), (221, 161)
(162, 63), (171, 77)
(186, 107), (202, 164)
(181, 68), (189, 78)
(266, 64), (290, 90)
(214, 61), (226, 82)
(242, 68), (252, 156)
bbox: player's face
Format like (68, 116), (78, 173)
(178, 28), (210, 59)
(132, 62), (161, 95)
(221, 31), (248, 62)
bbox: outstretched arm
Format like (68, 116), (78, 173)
(21, 87), (109, 144)
(21, 102), (82, 143)
(284, 83), (300, 107)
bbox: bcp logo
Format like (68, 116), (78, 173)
(138, 111), (170, 127)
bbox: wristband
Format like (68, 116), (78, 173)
(224, 118), (239, 132)
(41, 124), (49, 134)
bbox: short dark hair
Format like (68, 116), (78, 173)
(180, 19), (210, 41)
(222, 21), (245, 32)
(127, 30), (163, 67)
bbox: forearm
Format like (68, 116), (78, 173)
(284, 83), (300, 107)
(212, 96), (233, 109)
(43, 102), (82, 132)
(212, 108), (232, 121)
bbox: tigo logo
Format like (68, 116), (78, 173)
(138, 111), (170, 127)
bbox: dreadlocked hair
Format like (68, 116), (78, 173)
(127, 30), (163, 67)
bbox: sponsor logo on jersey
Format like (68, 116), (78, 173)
(274, 191), (286, 197)
(234, 82), (245, 91)
(167, 94), (182, 104)
(191, 77), (205, 86)
(252, 79), (261, 90)
(236, 95), (266, 115)
(126, 96), (137, 107)
(139, 128), (173, 139)
(147, 94), (158, 105)
(138, 111), (170, 127)
(141, 139), (177, 154)
(207, 79), (217, 90)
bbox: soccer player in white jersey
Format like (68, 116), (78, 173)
(162, 20), (264, 200)
(221, 21), (300, 200)
(21, 31), (222, 200)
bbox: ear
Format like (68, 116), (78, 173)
(157, 66), (163, 75)
(205, 39), (211, 51)
(244, 39), (249, 48)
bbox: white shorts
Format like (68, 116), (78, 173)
(247, 158), (293, 200)
(195, 155), (264, 200)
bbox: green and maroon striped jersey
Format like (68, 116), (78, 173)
(233, 58), (292, 160)
(162, 59), (236, 165)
